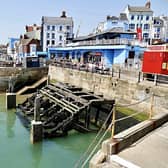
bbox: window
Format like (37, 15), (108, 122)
(59, 26), (62, 31)
(52, 33), (55, 39)
(66, 26), (70, 30)
(47, 33), (50, 38)
(66, 32), (70, 38)
(141, 15), (143, 20)
(51, 40), (55, 45)
(129, 24), (135, 30)
(143, 33), (149, 39)
(137, 15), (140, 20)
(131, 15), (134, 20)
(157, 28), (160, 32)
(144, 24), (150, 30)
(136, 24), (139, 28)
(162, 62), (167, 70)
(47, 25), (50, 30)
(46, 40), (50, 46)
(52, 26), (55, 31)
(146, 16), (149, 21)
(59, 35), (62, 41)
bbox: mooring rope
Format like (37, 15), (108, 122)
(75, 95), (154, 167)
(74, 107), (114, 168)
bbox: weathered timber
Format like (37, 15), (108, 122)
(18, 83), (115, 139)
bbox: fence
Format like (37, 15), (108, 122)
(51, 60), (168, 87)
(74, 92), (167, 168)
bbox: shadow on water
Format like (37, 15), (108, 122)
(29, 142), (43, 168)
(6, 111), (16, 138)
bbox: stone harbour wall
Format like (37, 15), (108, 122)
(0, 67), (48, 91)
(49, 65), (168, 113)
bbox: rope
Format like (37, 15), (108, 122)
(154, 94), (168, 98)
(114, 110), (146, 123)
(116, 96), (151, 108)
(75, 93), (162, 167)
(74, 107), (113, 168)
(81, 123), (112, 168)
(80, 109), (149, 167)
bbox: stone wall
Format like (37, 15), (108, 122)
(0, 67), (48, 91)
(49, 65), (168, 113)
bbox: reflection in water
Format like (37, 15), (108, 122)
(30, 142), (43, 168)
(6, 111), (16, 138)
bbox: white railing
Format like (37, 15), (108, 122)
(65, 38), (148, 47)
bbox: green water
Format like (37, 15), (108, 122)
(0, 95), (107, 168)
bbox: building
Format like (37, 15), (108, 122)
(95, 13), (129, 33)
(142, 44), (168, 75)
(41, 11), (74, 52)
(25, 24), (41, 40)
(7, 38), (19, 60)
(124, 1), (153, 42)
(151, 17), (164, 43)
(48, 28), (147, 68)
(161, 16), (168, 42)
(18, 37), (40, 57)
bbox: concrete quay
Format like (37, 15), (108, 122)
(90, 112), (168, 168)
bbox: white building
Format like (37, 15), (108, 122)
(41, 11), (74, 52)
(94, 13), (129, 33)
(151, 17), (164, 41)
(124, 1), (153, 42)
(150, 16), (168, 43)
(160, 16), (168, 42)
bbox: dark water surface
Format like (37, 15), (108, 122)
(0, 94), (105, 168)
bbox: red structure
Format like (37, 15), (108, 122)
(142, 45), (168, 75)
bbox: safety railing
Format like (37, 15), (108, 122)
(74, 92), (168, 168)
(51, 60), (168, 87)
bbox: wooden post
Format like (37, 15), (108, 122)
(112, 68), (114, 77)
(118, 69), (121, 79)
(30, 94), (43, 143)
(149, 93), (154, 119)
(95, 106), (100, 125)
(154, 74), (157, 86)
(47, 75), (50, 86)
(111, 104), (116, 139)
(138, 71), (141, 83)
(85, 106), (90, 129)
(34, 95), (41, 121)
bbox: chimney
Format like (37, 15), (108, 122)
(106, 15), (111, 20)
(145, 0), (151, 9)
(61, 11), (66, 18)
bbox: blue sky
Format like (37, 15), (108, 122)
(0, 0), (168, 44)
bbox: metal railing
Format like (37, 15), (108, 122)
(51, 60), (168, 87)
(50, 38), (148, 48)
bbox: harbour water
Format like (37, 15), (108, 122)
(0, 94), (105, 168)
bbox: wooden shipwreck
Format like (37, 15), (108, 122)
(18, 83), (115, 138)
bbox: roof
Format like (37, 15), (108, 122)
(119, 13), (128, 21)
(128, 5), (153, 13)
(162, 16), (168, 21)
(20, 39), (32, 45)
(74, 28), (136, 41)
(42, 16), (73, 25)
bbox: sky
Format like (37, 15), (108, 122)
(0, 0), (168, 44)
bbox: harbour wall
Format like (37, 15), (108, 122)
(0, 67), (48, 92)
(49, 65), (168, 113)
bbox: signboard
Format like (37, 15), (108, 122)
(137, 28), (142, 41)
(148, 45), (168, 51)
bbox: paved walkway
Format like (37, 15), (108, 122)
(108, 122), (168, 168)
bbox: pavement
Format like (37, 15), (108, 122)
(106, 121), (168, 168)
